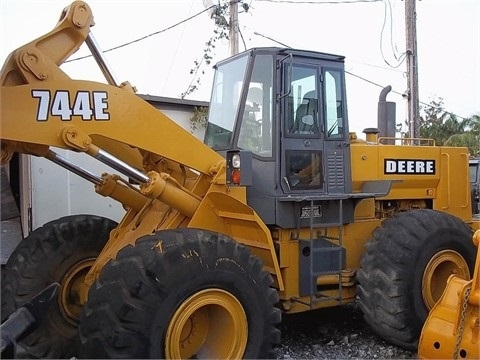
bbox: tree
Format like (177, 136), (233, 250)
(412, 98), (479, 155)
(461, 114), (480, 156)
(445, 132), (479, 156)
(465, 114), (480, 136)
(181, 1), (249, 99)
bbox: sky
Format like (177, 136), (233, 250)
(1, 0), (479, 136)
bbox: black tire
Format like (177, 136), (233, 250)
(1, 215), (117, 358)
(77, 228), (281, 359)
(357, 209), (475, 350)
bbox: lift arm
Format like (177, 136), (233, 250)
(0, 1), (223, 176)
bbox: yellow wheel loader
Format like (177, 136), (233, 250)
(0, 1), (478, 358)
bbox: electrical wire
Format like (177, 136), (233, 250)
(386, 0), (403, 62)
(250, 31), (467, 120)
(346, 70), (467, 119)
(57, 1), (468, 120)
(348, 60), (404, 73)
(254, 28), (402, 74)
(379, 0), (406, 68)
(253, 31), (290, 47)
(254, 0), (382, 4)
(238, 26), (248, 51)
(345, 70), (402, 95)
(66, 5), (216, 63)
(162, 0), (196, 94)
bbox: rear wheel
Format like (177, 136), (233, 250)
(357, 209), (475, 350)
(1, 215), (117, 358)
(78, 228), (281, 359)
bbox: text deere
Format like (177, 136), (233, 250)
(384, 159), (435, 175)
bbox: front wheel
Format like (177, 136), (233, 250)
(78, 229), (281, 359)
(1, 215), (117, 358)
(357, 209), (475, 350)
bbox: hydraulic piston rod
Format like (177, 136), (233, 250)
(85, 33), (120, 87)
(46, 150), (102, 185)
(93, 148), (150, 184)
(59, 126), (149, 184)
(46, 149), (148, 212)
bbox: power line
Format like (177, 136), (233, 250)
(379, 0), (406, 68)
(162, 0), (196, 94)
(239, 27), (248, 52)
(253, 29), (403, 73)
(57, 1), (468, 121)
(250, 31), (467, 120)
(66, 5), (216, 63)
(348, 60), (404, 73)
(254, 0), (382, 4)
(385, 0), (404, 62)
(253, 31), (290, 47)
(346, 70), (466, 120)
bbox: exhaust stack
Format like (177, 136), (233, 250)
(377, 86), (396, 144)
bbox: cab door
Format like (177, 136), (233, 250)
(321, 66), (351, 195)
(280, 58), (350, 195)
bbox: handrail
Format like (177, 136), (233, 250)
(377, 137), (436, 146)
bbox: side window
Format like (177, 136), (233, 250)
(285, 150), (323, 189)
(324, 70), (344, 139)
(237, 55), (273, 157)
(205, 55), (248, 149)
(286, 66), (319, 136)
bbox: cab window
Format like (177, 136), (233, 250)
(237, 54), (274, 157)
(205, 54), (248, 149)
(324, 69), (344, 139)
(285, 150), (323, 190)
(285, 65), (319, 136)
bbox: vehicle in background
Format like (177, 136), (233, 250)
(470, 158), (480, 215)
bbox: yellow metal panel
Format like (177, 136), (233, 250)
(1, 1), (93, 86)
(353, 198), (376, 219)
(343, 219), (381, 269)
(418, 277), (479, 359)
(351, 142), (473, 221)
(278, 237), (301, 300)
(418, 230), (480, 359)
(435, 148), (472, 219)
(1, 82), (223, 175)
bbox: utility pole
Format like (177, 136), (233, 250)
(405, 0), (420, 139)
(229, 0), (239, 55)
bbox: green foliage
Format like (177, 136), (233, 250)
(189, 106), (208, 133)
(181, 1), (249, 99)
(445, 133), (479, 155)
(410, 98), (480, 155)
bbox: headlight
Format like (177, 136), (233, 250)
(232, 154), (241, 169)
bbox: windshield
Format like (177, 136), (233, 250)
(204, 54), (249, 149)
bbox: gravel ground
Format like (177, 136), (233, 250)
(273, 301), (416, 359)
(11, 299), (416, 359)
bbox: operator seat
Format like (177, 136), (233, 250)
(292, 91), (319, 135)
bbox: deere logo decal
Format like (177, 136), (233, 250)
(384, 159), (435, 175)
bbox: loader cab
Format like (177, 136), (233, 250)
(205, 48), (354, 227)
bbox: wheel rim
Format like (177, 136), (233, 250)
(165, 288), (248, 359)
(422, 250), (470, 310)
(59, 258), (95, 325)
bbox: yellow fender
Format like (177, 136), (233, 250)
(188, 190), (284, 291)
